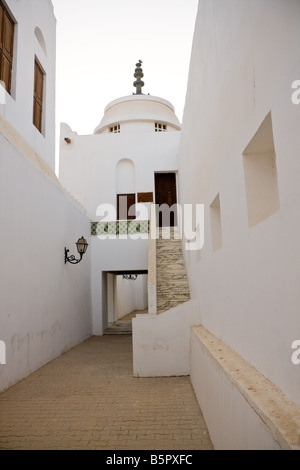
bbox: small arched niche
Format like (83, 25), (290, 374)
(34, 27), (47, 55)
(116, 158), (135, 194)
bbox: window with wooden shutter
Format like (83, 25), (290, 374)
(117, 194), (136, 220)
(0, 1), (14, 94)
(33, 59), (44, 133)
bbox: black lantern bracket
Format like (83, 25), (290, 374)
(65, 236), (89, 265)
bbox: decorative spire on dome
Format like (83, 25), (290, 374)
(133, 60), (144, 95)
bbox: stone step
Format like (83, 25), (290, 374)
(157, 265), (187, 273)
(156, 243), (183, 249)
(157, 280), (189, 288)
(104, 322), (132, 335)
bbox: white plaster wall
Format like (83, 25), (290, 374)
(178, 0), (300, 408)
(132, 300), (201, 377)
(114, 276), (137, 321)
(0, 134), (92, 392)
(91, 237), (148, 335)
(135, 274), (148, 311)
(60, 124), (181, 220)
(0, 0), (56, 169)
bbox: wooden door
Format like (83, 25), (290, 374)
(155, 173), (177, 227)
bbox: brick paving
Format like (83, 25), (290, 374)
(0, 335), (213, 450)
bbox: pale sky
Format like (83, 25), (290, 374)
(52, 0), (199, 139)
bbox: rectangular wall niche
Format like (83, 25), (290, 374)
(210, 194), (222, 252)
(243, 112), (279, 227)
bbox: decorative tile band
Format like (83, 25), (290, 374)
(91, 220), (150, 236)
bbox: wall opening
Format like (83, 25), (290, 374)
(210, 194), (222, 252)
(103, 270), (148, 334)
(114, 274), (148, 322)
(243, 112), (279, 227)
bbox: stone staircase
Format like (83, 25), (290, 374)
(156, 228), (190, 313)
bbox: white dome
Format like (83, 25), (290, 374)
(94, 94), (181, 134)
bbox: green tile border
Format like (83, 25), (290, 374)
(91, 220), (150, 236)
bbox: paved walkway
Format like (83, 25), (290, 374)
(0, 335), (213, 450)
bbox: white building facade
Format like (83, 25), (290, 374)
(0, 0), (92, 393)
(59, 71), (181, 334)
(178, 0), (300, 450)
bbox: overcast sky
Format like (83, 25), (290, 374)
(52, 0), (199, 138)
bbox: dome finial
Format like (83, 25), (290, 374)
(133, 60), (144, 95)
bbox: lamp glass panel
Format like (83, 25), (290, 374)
(76, 237), (88, 254)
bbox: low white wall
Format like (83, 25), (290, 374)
(132, 300), (201, 377)
(0, 133), (92, 392)
(190, 326), (300, 450)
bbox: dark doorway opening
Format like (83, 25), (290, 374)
(155, 173), (177, 227)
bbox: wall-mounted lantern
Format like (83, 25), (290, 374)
(65, 236), (89, 265)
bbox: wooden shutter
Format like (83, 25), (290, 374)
(33, 60), (44, 132)
(0, 3), (14, 93)
(137, 192), (153, 203)
(117, 194), (136, 220)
